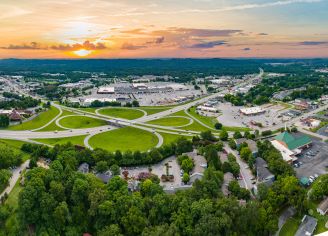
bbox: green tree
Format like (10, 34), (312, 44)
(110, 164), (120, 176)
(205, 146), (221, 170)
(96, 161), (109, 173)
(98, 225), (123, 236)
(182, 173), (190, 184)
(219, 130), (229, 141)
(214, 122), (222, 130)
(200, 130), (215, 141)
(233, 131), (242, 139)
(0, 115), (9, 128)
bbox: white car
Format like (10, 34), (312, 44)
(314, 174), (319, 179)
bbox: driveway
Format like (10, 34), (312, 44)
(0, 160), (30, 199)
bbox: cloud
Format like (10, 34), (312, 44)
(298, 41), (328, 45)
(189, 40), (227, 48)
(0, 42), (45, 50)
(155, 36), (165, 44)
(51, 41), (107, 50)
(0, 5), (32, 20)
(149, 28), (242, 38)
(1, 40), (108, 51)
(121, 43), (146, 50)
(258, 33), (269, 36)
(108, 0), (322, 17)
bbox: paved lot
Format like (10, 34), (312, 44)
(79, 82), (202, 106)
(295, 137), (328, 178)
(317, 124), (328, 137)
(121, 152), (206, 190)
(216, 102), (286, 128)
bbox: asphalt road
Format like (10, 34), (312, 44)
(0, 160), (30, 199)
(224, 144), (255, 192)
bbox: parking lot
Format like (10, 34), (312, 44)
(216, 102), (287, 128)
(294, 137), (328, 179)
(121, 151), (207, 191)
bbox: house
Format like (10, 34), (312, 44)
(96, 170), (113, 184)
(317, 198), (328, 215)
(255, 157), (275, 186)
(189, 173), (204, 184)
(271, 131), (312, 163)
(9, 110), (22, 121)
(235, 138), (258, 157)
(221, 172), (234, 196)
(295, 215), (318, 236)
(78, 163), (89, 174)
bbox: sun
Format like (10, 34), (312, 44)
(73, 49), (93, 57)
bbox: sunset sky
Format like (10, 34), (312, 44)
(0, 0), (328, 58)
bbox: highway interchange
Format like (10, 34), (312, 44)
(1, 68), (327, 192)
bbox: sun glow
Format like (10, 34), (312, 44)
(73, 49), (92, 57)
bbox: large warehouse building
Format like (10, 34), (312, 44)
(97, 87), (115, 94)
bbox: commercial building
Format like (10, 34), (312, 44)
(239, 106), (265, 116)
(197, 105), (219, 113)
(82, 98), (117, 107)
(301, 118), (321, 128)
(271, 131), (312, 163)
(132, 83), (148, 90)
(97, 87), (115, 94)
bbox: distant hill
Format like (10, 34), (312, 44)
(0, 58), (327, 79)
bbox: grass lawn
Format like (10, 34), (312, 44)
(0, 139), (30, 161)
(38, 109), (78, 132)
(160, 132), (192, 146)
(0, 139), (28, 149)
(7, 106), (60, 131)
(317, 110), (327, 115)
(59, 115), (108, 129)
(139, 106), (173, 115)
(279, 217), (300, 236)
(310, 121), (328, 133)
(168, 110), (213, 132)
(147, 116), (191, 127)
(98, 107), (145, 120)
(179, 121), (210, 132)
(0, 178), (25, 236)
(187, 107), (217, 128)
(89, 127), (158, 152)
(33, 135), (87, 146)
(308, 201), (328, 234)
(5, 179), (23, 209)
(78, 107), (97, 113)
(222, 126), (251, 132)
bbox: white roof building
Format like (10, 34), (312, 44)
(240, 107), (265, 116)
(270, 140), (297, 163)
(132, 83), (148, 89)
(197, 105), (219, 113)
(82, 98), (116, 106)
(97, 87), (115, 94)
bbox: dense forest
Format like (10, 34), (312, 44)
(0, 130), (310, 236)
(0, 58), (326, 82)
(225, 71), (328, 105)
(0, 92), (40, 109)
